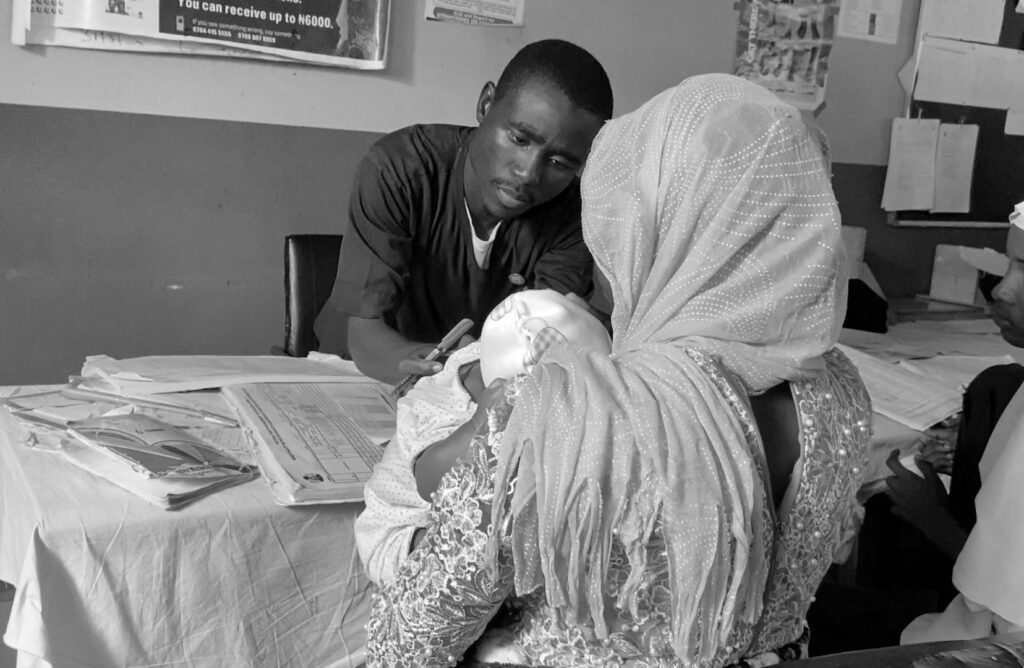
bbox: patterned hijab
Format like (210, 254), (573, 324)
(488, 74), (846, 664)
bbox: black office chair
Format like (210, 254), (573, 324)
(280, 234), (346, 358)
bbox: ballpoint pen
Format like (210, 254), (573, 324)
(392, 318), (474, 400)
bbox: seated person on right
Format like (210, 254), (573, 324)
(894, 203), (1024, 643)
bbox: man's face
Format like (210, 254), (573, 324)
(991, 225), (1024, 347)
(464, 78), (604, 224)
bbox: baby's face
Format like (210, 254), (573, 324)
(479, 289), (612, 385)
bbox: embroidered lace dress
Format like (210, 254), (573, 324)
(365, 348), (871, 668)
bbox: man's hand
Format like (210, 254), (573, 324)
(397, 344), (446, 378)
(883, 449), (967, 559)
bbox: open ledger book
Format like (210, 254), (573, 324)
(222, 382), (394, 505)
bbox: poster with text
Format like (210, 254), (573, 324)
(733, 0), (837, 111)
(14, 0), (390, 69)
(424, 0), (524, 27)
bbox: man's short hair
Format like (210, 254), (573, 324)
(494, 39), (613, 120)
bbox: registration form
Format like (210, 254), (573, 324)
(223, 382), (395, 505)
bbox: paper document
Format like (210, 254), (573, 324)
(916, 0), (1004, 45)
(838, 344), (963, 431)
(915, 37), (1024, 109)
(882, 118), (940, 211)
(1007, 110), (1024, 137)
(224, 382), (394, 505)
(960, 246), (1009, 278)
(3, 390), (257, 509)
(898, 355), (1016, 391)
(424, 0), (524, 26)
(836, 0), (901, 44)
(931, 123), (978, 213)
(81, 354), (368, 395)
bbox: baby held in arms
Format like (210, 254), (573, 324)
(354, 289), (611, 586)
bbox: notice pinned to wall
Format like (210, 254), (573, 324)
(914, 36), (1024, 110)
(424, 0), (524, 27)
(932, 123), (979, 214)
(836, 0), (901, 44)
(733, 0), (838, 111)
(882, 117), (940, 212)
(11, 0), (391, 69)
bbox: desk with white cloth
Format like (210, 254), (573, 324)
(2, 332), (1021, 667)
(0, 370), (375, 668)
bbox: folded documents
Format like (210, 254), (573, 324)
(223, 382), (394, 506)
(838, 344), (963, 431)
(81, 354), (368, 395)
(4, 391), (257, 510)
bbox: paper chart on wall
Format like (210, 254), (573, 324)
(914, 36), (1024, 110)
(931, 123), (978, 213)
(733, 0), (838, 111)
(882, 118), (940, 212)
(916, 0), (1004, 45)
(836, 0), (901, 44)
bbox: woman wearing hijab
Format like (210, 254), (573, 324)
(365, 73), (871, 668)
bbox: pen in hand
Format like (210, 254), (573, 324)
(392, 318), (474, 399)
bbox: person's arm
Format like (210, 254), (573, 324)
(365, 388), (516, 668)
(318, 133), (426, 372)
(413, 375), (505, 502)
(348, 316), (441, 385)
(884, 450), (969, 560)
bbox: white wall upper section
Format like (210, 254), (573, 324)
(0, 1), (916, 165)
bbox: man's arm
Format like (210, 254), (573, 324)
(348, 316), (441, 385)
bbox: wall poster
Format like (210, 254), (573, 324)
(12, 0), (390, 69)
(733, 0), (838, 111)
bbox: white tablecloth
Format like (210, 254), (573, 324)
(0, 388), (371, 668)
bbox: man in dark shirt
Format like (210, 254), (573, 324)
(314, 39), (613, 384)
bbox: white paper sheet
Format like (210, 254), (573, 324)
(960, 246), (1010, 277)
(916, 37), (1024, 109)
(80, 353), (368, 395)
(916, 0), (1004, 45)
(915, 36), (971, 105)
(931, 123), (978, 213)
(1007, 110), (1024, 136)
(882, 118), (940, 211)
(836, 0), (901, 44)
(898, 354), (1016, 390)
(837, 344), (963, 431)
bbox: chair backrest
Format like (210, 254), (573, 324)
(283, 234), (344, 358)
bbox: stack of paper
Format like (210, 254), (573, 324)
(838, 344), (963, 431)
(3, 391), (256, 510)
(80, 354), (370, 395)
(223, 382), (394, 506)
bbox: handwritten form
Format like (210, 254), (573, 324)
(932, 123), (978, 213)
(882, 118), (940, 211)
